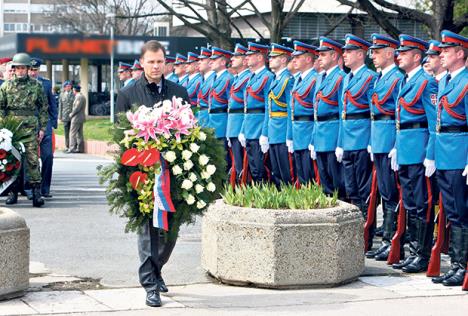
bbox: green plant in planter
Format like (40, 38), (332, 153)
(222, 183), (338, 210)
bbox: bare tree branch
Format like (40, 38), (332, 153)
(323, 7), (354, 37)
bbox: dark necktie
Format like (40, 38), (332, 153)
(403, 74), (408, 84)
(322, 72), (327, 82)
(445, 73), (452, 85)
(296, 76), (302, 86)
(377, 72), (382, 83)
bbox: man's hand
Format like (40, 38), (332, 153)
(238, 133), (246, 147)
(286, 139), (294, 153)
(462, 165), (468, 186)
(227, 138), (232, 148)
(423, 159), (436, 178)
(259, 135), (269, 154)
(388, 148), (398, 171)
(37, 130), (45, 143)
(309, 144), (316, 160)
(367, 145), (374, 162)
(335, 147), (343, 163)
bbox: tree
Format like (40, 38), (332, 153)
(336, 0), (467, 40)
(47, 0), (160, 35)
(119, 0), (307, 48)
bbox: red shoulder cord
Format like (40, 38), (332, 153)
(211, 79), (230, 104)
(293, 79), (316, 109)
(230, 77), (249, 103)
(371, 78), (399, 115)
(344, 75), (373, 110)
(316, 76), (342, 106)
(188, 82), (201, 99)
(398, 80), (428, 115)
(439, 83), (468, 121)
(246, 77), (269, 102)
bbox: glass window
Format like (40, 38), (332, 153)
(158, 26), (167, 37)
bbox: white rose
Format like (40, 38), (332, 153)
(182, 150), (193, 161)
(189, 172), (197, 182)
(207, 182), (216, 192)
(181, 179), (193, 190)
(189, 143), (200, 153)
(206, 164), (216, 176)
(201, 171), (210, 179)
(195, 184), (204, 194)
(2, 159), (7, 164)
(162, 100), (172, 113)
(196, 200), (207, 209)
(172, 165), (183, 175)
(199, 154), (209, 166)
(198, 131), (207, 141)
(164, 151), (176, 163)
(183, 160), (194, 170)
(186, 194), (195, 205)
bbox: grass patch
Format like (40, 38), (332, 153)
(222, 183), (338, 210)
(55, 117), (114, 142)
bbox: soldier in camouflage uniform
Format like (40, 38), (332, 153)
(0, 53), (48, 207)
(58, 81), (74, 151)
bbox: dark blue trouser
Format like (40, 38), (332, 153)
(245, 139), (266, 183)
(437, 169), (468, 229)
(294, 149), (315, 184)
(398, 164), (434, 221)
(269, 143), (292, 187)
(342, 149), (372, 207)
(228, 138), (244, 181)
(40, 133), (54, 195)
(316, 151), (346, 199)
(374, 153), (399, 211)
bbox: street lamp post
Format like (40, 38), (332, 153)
(106, 13), (116, 123)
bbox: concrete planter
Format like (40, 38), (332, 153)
(0, 208), (30, 300)
(201, 200), (364, 289)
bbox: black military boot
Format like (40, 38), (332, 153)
(393, 213), (418, 269)
(403, 218), (434, 273)
(5, 180), (19, 205)
(432, 226), (460, 283)
(443, 227), (467, 286)
(375, 207), (397, 261)
(32, 183), (45, 207)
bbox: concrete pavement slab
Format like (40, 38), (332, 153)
(0, 299), (37, 316)
(84, 287), (185, 310)
(22, 291), (111, 314)
(30, 261), (50, 275)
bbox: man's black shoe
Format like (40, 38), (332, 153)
(145, 290), (161, 307)
(432, 268), (458, 284)
(392, 256), (416, 269)
(157, 277), (168, 293)
(374, 244), (391, 261)
(42, 193), (53, 198)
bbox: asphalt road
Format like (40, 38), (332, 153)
(3, 152), (210, 288)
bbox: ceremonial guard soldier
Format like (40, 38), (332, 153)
(337, 34), (377, 248)
(287, 41), (319, 185)
(311, 37), (346, 198)
(390, 35), (438, 273)
(174, 54), (189, 87)
(366, 34), (404, 261)
(185, 52), (203, 107)
(207, 47), (233, 141)
(197, 47), (215, 127)
(131, 59), (144, 81)
(431, 30), (467, 286)
(265, 43), (295, 186)
(226, 44), (250, 184)
(425, 41), (446, 81)
(238, 42), (274, 183)
(164, 56), (178, 83)
(118, 62), (134, 87)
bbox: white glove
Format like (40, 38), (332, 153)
(462, 165), (468, 185)
(227, 138), (232, 148)
(259, 135), (269, 154)
(388, 148), (398, 171)
(309, 144), (317, 160)
(286, 139), (294, 153)
(335, 147), (343, 163)
(367, 145), (374, 162)
(423, 159), (436, 177)
(238, 133), (246, 148)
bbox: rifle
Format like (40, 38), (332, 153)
(364, 166), (378, 252)
(387, 185), (406, 264)
(427, 192), (446, 277)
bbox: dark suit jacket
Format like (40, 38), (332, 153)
(37, 76), (58, 135)
(115, 75), (190, 118)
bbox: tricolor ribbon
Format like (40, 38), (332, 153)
(152, 159), (175, 231)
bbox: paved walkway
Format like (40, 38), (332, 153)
(1, 259), (467, 316)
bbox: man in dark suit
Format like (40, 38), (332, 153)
(116, 40), (190, 308)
